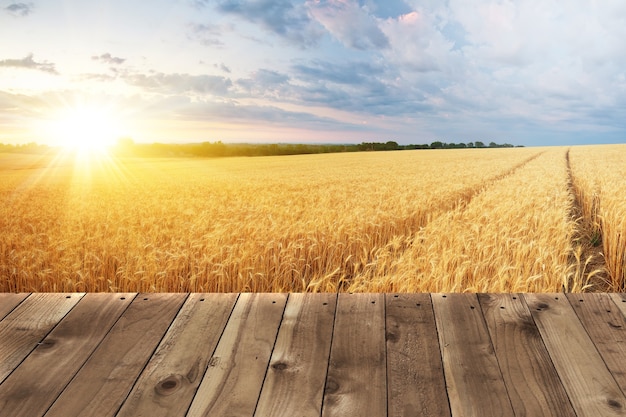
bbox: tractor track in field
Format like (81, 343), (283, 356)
(450, 150), (546, 212)
(336, 150), (546, 289)
(564, 148), (608, 291)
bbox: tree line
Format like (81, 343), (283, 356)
(0, 139), (521, 157)
(113, 139), (521, 157)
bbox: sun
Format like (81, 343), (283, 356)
(50, 105), (124, 155)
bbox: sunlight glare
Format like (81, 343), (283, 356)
(51, 106), (123, 155)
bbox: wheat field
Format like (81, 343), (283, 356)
(1, 145), (623, 292)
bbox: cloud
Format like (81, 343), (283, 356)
(213, 0), (324, 47)
(360, 0), (412, 19)
(147, 94), (369, 132)
(236, 68), (291, 99)
(188, 23), (226, 47)
(0, 54), (58, 74)
(123, 72), (233, 96)
(307, 0), (389, 50)
(380, 11), (455, 72)
(4, 2), (33, 17)
(293, 59), (384, 85)
(214, 63), (231, 73)
(91, 53), (126, 65)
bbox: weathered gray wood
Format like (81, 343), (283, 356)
(524, 293), (626, 416)
(567, 293), (626, 393)
(386, 293), (451, 417)
(6, 292), (626, 417)
(0, 293), (29, 320)
(432, 293), (515, 417)
(0, 293), (135, 417)
(0, 293), (83, 384)
(186, 293), (288, 417)
(322, 293), (386, 417)
(609, 293), (626, 314)
(116, 293), (238, 417)
(478, 293), (575, 417)
(255, 293), (337, 417)
(44, 293), (187, 417)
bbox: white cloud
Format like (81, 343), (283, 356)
(307, 0), (390, 50)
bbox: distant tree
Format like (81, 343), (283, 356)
(385, 141), (399, 150)
(467, 142), (474, 148)
(430, 141), (444, 149)
(489, 141), (497, 147)
(474, 141), (485, 148)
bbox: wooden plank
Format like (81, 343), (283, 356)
(386, 293), (451, 417)
(478, 293), (576, 417)
(186, 293), (288, 417)
(44, 293), (187, 417)
(0, 293), (84, 384)
(0, 293), (135, 417)
(567, 293), (626, 393)
(116, 293), (238, 417)
(432, 293), (514, 417)
(609, 293), (626, 315)
(524, 293), (626, 416)
(322, 293), (386, 417)
(0, 292), (29, 320)
(254, 293), (337, 417)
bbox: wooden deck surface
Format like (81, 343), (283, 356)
(1, 292), (626, 416)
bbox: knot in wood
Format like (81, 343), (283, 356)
(607, 399), (623, 410)
(155, 375), (183, 396)
(386, 331), (399, 343)
(325, 379), (340, 394)
(37, 339), (56, 349)
(271, 362), (288, 371)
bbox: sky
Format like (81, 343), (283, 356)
(1, 0), (626, 147)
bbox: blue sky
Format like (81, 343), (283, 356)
(1, 0), (626, 147)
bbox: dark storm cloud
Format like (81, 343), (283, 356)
(0, 54), (58, 74)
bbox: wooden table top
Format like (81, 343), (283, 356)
(1, 292), (626, 416)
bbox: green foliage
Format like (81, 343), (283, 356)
(0, 139), (520, 159)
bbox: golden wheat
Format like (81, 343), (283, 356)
(0, 145), (617, 292)
(346, 148), (586, 292)
(569, 144), (626, 290)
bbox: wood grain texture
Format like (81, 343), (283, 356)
(186, 293), (288, 417)
(0, 293), (83, 384)
(322, 293), (387, 417)
(255, 293), (337, 417)
(567, 293), (626, 393)
(609, 293), (626, 316)
(432, 293), (515, 417)
(0, 293), (134, 417)
(524, 293), (626, 416)
(386, 293), (451, 417)
(5, 292), (626, 416)
(44, 293), (187, 417)
(478, 293), (575, 417)
(116, 293), (238, 417)
(0, 292), (29, 320)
